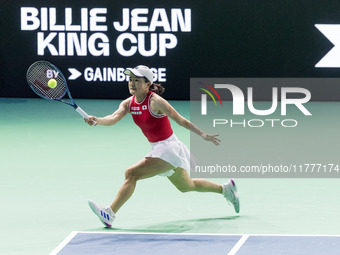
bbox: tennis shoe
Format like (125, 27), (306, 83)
(222, 179), (240, 213)
(88, 200), (115, 228)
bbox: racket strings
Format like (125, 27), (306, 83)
(27, 62), (67, 100)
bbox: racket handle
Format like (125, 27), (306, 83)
(75, 106), (97, 125)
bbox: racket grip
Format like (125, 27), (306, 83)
(76, 106), (97, 125)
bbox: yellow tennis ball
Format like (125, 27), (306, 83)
(48, 79), (57, 88)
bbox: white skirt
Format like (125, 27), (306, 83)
(146, 134), (191, 177)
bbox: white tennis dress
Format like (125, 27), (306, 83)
(129, 91), (191, 176)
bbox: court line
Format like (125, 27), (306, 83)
(227, 234), (249, 255)
(49, 231), (340, 255)
(49, 231), (78, 255)
(74, 231), (243, 236)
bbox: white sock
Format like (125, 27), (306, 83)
(106, 206), (115, 217)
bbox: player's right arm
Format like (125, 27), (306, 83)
(85, 97), (131, 126)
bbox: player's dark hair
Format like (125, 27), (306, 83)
(149, 83), (165, 95)
(145, 78), (165, 95)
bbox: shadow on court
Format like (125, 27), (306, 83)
(85, 216), (241, 233)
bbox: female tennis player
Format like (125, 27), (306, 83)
(85, 65), (239, 228)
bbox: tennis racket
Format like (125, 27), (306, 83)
(26, 60), (96, 125)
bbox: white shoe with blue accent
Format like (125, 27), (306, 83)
(222, 179), (240, 213)
(88, 200), (115, 228)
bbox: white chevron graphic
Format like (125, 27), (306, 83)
(315, 24), (340, 68)
(68, 68), (82, 80)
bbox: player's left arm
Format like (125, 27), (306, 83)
(151, 94), (220, 146)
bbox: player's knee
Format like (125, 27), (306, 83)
(124, 167), (139, 181)
(176, 185), (193, 193)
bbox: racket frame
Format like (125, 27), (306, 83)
(27, 60), (95, 123)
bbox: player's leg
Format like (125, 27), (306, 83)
(168, 168), (240, 213)
(109, 157), (174, 213)
(167, 167), (222, 193)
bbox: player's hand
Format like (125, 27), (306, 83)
(202, 133), (221, 146)
(84, 116), (98, 126)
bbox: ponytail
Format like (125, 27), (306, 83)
(149, 83), (165, 95)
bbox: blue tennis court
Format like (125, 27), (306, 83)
(51, 232), (340, 255)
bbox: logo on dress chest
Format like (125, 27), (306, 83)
(131, 105), (148, 115)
